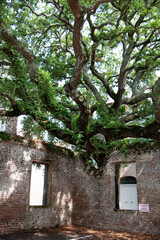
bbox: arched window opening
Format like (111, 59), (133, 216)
(120, 176), (137, 184)
(119, 176), (138, 210)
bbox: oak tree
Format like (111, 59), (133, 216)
(1, 0), (160, 168)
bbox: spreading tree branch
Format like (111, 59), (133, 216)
(0, 18), (38, 81)
(122, 92), (152, 105)
(0, 93), (22, 117)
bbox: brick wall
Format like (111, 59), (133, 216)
(4, 117), (18, 135)
(0, 137), (160, 235)
(71, 149), (160, 235)
(0, 138), (74, 233)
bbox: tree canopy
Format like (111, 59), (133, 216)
(0, 0), (160, 168)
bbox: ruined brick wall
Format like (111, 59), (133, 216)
(2, 117), (18, 135)
(0, 138), (74, 234)
(71, 149), (160, 235)
(0, 137), (160, 235)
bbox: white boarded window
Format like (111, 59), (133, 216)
(0, 120), (5, 132)
(119, 176), (138, 210)
(29, 162), (50, 206)
(115, 163), (138, 210)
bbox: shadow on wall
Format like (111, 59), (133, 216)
(0, 158), (30, 231)
(0, 149), (79, 232)
(1, 147), (160, 235)
(51, 157), (92, 228)
(53, 190), (73, 226)
(52, 184), (91, 228)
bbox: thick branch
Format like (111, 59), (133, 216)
(66, 0), (87, 90)
(0, 110), (21, 117)
(40, 94), (72, 130)
(67, 0), (81, 17)
(37, 119), (74, 144)
(90, 44), (116, 100)
(89, 121), (160, 141)
(61, 0), (90, 128)
(116, 0), (132, 28)
(122, 92), (152, 105)
(0, 93), (22, 117)
(118, 113), (139, 123)
(83, 64), (105, 105)
(0, 18), (37, 81)
(90, 66), (117, 101)
(61, 103), (79, 111)
(113, 44), (134, 110)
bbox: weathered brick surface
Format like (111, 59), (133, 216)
(0, 138), (160, 235)
(5, 117), (17, 135)
(71, 150), (160, 235)
(0, 139), (74, 234)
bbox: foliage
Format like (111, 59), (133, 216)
(0, 0), (160, 168)
(106, 138), (152, 155)
(0, 132), (11, 141)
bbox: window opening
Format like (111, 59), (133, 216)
(29, 162), (50, 206)
(0, 120), (5, 132)
(119, 176), (138, 210)
(115, 163), (138, 210)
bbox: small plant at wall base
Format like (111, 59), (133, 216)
(0, 132), (11, 141)
(1, 0), (160, 171)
